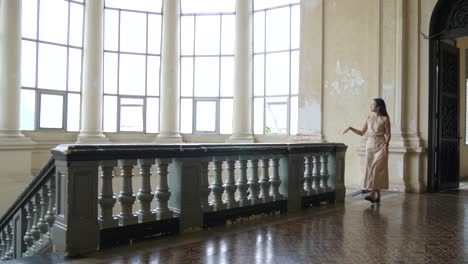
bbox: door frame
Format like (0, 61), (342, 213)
(428, 0), (468, 192)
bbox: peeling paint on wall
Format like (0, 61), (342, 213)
(298, 100), (321, 133)
(325, 61), (366, 96)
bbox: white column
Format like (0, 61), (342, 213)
(156, 0), (183, 143)
(0, 0), (31, 143)
(77, 0), (108, 143)
(227, 0), (255, 143)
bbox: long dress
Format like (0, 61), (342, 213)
(363, 114), (389, 190)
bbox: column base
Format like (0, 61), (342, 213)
(155, 132), (183, 143)
(76, 132), (110, 144)
(0, 130), (34, 145)
(226, 134), (255, 143)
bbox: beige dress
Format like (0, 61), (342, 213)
(363, 115), (389, 190)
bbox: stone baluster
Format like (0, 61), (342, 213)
(210, 158), (225, 211)
(37, 186), (49, 240)
(44, 175), (56, 237)
(259, 158), (271, 203)
(312, 155), (322, 193)
(320, 155), (330, 191)
(0, 231), (5, 260)
(155, 159), (173, 220)
(6, 224), (14, 260)
(23, 202), (34, 253)
(237, 158), (249, 206)
(30, 194), (41, 243)
(118, 160), (138, 225)
(223, 158), (238, 208)
(137, 159), (156, 222)
(269, 157), (283, 201)
(304, 156), (313, 195)
(248, 158), (260, 205)
(2, 225), (12, 260)
(199, 160), (212, 212)
(98, 161), (118, 228)
(0, 231), (3, 259)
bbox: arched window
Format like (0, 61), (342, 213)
(102, 0), (162, 133)
(20, 0), (84, 131)
(180, 0), (235, 134)
(253, 0), (300, 135)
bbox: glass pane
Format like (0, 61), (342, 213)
(39, 0), (68, 44)
(69, 3), (84, 47)
(38, 43), (67, 90)
(121, 98), (144, 105)
(254, 54), (265, 96)
(67, 93), (80, 131)
(265, 52), (289, 96)
(22, 0), (38, 39)
(68, 48), (82, 92)
(146, 97), (159, 133)
(103, 95), (117, 132)
(104, 52), (118, 94)
(254, 98), (264, 134)
(21, 40), (36, 88)
(147, 56), (160, 96)
(20, 89), (35, 131)
(119, 54), (146, 95)
(254, 0), (299, 10)
(254, 11), (265, 53)
(291, 51), (299, 95)
(120, 12), (147, 53)
(181, 0), (235, 13)
(195, 16), (220, 55)
(220, 99), (232, 134)
(181, 57), (194, 97)
(148, 14), (162, 54)
(195, 101), (216, 132)
(181, 16), (194, 56)
(265, 97), (287, 134)
(290, 96), (298, 135)
(40, 94), (63, 129)
(180, 99), (193, 133)
(291, 5), (300, 50)
(104, 9), (119, 51)
(221, 14), (235, 55)
(105, 0), (162, 13)
(266, 7), (290, 52)
(194, 57), (219, 97)
(120, 105), (143, 131)
(220, 57), (234, 97)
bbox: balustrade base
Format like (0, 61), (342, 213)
(100, 218), (179, 248)
(302, 191), (335, 208)
(203, 200), (287, 228)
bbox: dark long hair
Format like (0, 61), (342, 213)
(373, 98), (389, 118)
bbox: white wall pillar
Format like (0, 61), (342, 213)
(295, 0), (324, 143)
(77, 0), (108, 143)
(227, 0), (255, 143)
(156, 0), (183, 143)
(0, 0), (31, 144)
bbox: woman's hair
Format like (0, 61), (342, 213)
(373, 98), (389, 117)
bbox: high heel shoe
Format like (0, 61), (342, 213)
(364, 195), (375, 203)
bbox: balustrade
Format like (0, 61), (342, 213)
(0, 143), (346, 261)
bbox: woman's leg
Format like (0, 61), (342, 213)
(376, 190), (381, 198)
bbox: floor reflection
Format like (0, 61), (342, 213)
(94, 191), (468, 264)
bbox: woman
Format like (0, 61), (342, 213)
(343, 98), (391, 203)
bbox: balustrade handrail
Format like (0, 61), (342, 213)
(0, 158), (55, 231)
(52, 143), (345, 161)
